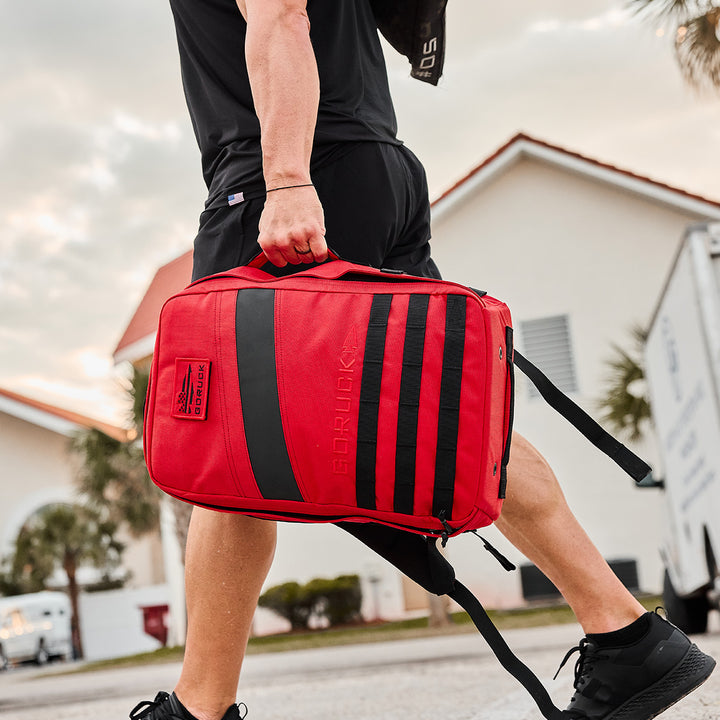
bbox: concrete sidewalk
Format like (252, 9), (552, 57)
(0, 623), (717, 719)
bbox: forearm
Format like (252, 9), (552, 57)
(243, 4), (319, 188)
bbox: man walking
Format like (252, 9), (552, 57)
(130, 2), (715, 718)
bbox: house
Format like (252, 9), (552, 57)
(0, 387), (128, 558)
(0, 388), (171, 659)
(428, 133), (720, 605)
(114, 133), (720, 617)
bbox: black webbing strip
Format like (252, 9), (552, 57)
(432, 295), (466, 518)
(449, 582), (565, 720)
(235, 289), (303, 501)
(499, 326), (516, 499)
(513, 350), (652, 482)
(356, 294), (393, 509)
(394, 295), (430, 514)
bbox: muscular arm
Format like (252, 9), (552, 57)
(238, 0), (327, 266)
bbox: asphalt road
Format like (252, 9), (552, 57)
(0, 623), (718, 720)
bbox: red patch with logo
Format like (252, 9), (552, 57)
(172, 359), (211, 420)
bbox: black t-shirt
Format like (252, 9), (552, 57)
(169, 0), (402, 206)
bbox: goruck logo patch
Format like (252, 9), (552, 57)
(172, 358), (211, 420)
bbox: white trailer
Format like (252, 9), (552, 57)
(645, 222), (720, 633)
(0, 591), (72, 669)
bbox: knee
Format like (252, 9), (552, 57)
(498, 433), (565, 522)
(190, 507), (277, 557)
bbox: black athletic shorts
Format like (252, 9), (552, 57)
(191, 142), (441, 282)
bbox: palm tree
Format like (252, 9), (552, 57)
(0, 526), (56, 597)
(72, 427), (160, 537)
(597, 325), (652, 442)
(72, 367), (161, 538)
(0, 504), (123, 659)
(630, 0), (720, 90)
(121, 365), (194, 561)
(72, 365), (194, 563)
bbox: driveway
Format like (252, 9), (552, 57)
(0, 623), (718, 719)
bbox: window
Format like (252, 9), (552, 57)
(519, 314), (578, 398)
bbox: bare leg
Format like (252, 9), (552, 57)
(174, 508), (277, 720)
(494, 433), (646, 634)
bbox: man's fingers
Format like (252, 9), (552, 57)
(259, 232), (328, 267)
(258, 237), (288, 267)
(307, 233), (328, 263)
(296, 246), (316, 264)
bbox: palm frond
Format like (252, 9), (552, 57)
(128, 366), (149, 436)
(628, 0), (714, 21)
(597, 325), (651, 443)
(675, 8), (720, 89)
(71, 426), (160, 537)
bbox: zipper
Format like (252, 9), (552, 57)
(160, 489), (468, 538)
(499, 326), (516, 498)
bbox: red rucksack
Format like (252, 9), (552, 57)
(144, 255), (514, 539)
(144, 255), (650, 720)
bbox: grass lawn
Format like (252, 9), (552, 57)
(60, 595), (661, 674)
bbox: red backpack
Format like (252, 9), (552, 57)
(144, 256), (514, 538)
(144, 256), (650, 720)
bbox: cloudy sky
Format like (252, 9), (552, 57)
(1, 0), (719, 426)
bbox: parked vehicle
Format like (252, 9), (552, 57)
(0, 591), (72, 669)
(645, 222), (720, 633)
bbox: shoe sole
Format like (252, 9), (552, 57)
(606, 643), (716, 720)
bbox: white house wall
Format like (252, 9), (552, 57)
(0, 411), (164, 592)
(79, 584), (171, 661)
(120, 529), (166, 589)
(0, 413), (78, 555)
(428, 157), (704, 604)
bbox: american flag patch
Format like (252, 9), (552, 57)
(172, 358), (211, 420)
(227, 192), (244, 206)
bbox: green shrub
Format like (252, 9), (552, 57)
(305, 574), (362, 626)
(259, 574), (363, 630)
(257, 581), (313, 630)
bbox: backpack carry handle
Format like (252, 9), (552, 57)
(246, 247), (341, 270)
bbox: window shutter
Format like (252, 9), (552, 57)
(519, 314), (578, 397)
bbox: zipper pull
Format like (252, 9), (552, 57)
(438, 510), (453, 548)
(470, 530), (516, 572)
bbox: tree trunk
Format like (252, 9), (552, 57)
(170, 498), (193, 564)
(64, 556), (84, 659)
(427, 592), (451, 628)
(427, 542), (451, 627)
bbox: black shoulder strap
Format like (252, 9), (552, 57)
(513, 350), (651, 483)
(449, 581), (566, 720)
(338, 524), (566, 720)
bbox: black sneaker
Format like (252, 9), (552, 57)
(556, 611), (715, 719)
(129, 691), (247, 720)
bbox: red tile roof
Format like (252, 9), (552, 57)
(0, 386), (129, 442)
(113, 250), (193, 360)
(432, 132), (720, 210)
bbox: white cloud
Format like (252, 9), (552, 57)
(527, 6), (632, 35)
(528, 19), (563, 34)
(112, 113), (183, 143)
(72, 155), (117, 191)
(71, 348), (115, 380)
